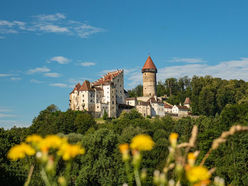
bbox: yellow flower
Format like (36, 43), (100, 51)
(119, 143), (129, 154)
(188, 152), (197, 166)
(188, 153), (196, 160)
(130, 134), (154, 151)
(57, 143), (85, 160)
(186, 166), (210, 183)
(169, 133), (178, 145)
(8, 143), (35, 161)
(26, 134), (43, 144)
(39, 135), (66, 152)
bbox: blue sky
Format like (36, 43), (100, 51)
(1, 0), (248, 128)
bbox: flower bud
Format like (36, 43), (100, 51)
(58, 176), (66, 186)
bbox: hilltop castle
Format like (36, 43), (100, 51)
(69, 56), (190, 117)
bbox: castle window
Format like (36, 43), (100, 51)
(120, 85), (121, 87)
(112, 101), (114, 104)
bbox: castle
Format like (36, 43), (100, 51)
(69, 56), (190, 117)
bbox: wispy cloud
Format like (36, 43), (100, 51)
(0, 108), (12, 112)
(50, 83), (68, 88)
(0, 107), (15, 118)
(158, 57), (248, 81)
(10, 77), (21, 81)
(169, 57), (206, 63)
(0, 13), (105, 38)
(80, 62), (96, 67)
(30, 79), (44, 84)
(0, 73), (13, 77)
(35, 13), (66, 21)
(27, 66), (50, 74)
(49, 56), (70, 64)
(38, 24), (69, 33)
(44, 72), (61, 78)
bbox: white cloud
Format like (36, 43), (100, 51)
(158, 57), (248, 81)
(30, 79), (44, 84)
(50, 56), (70, 64)
(44, 72), (61, 78)
(169, 57), (206, 63)
(27, 67), (50, 74)
(10, 77), (21, 81)
(35, 13), (66, 21)
(0, 73), (13, 77)
(0, 36), (5, 39)
(80, 62), (96, 67)
(38, 24), (69, 33)
(0, 13), (105, 38)
(74, 24), (105, 38)
(50, 83), (68, 88)
(0, 107), (15, 119)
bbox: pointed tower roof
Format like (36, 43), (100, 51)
(184, 97), (191, 104)
(79, 80), (92, 91)
(142, 56), (157, 73)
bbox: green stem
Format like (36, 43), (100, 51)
(24, 165), (34, 186)
(134, 167), (141, 186)
(124, 161), (133, 186)
(65, 161), (72, 185)
(40, 167), (52, 186)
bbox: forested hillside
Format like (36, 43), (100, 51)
(1, 102), (248, 185)
(128, 76), (248, 116)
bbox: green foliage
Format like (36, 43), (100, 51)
(102, 109), (108, 120)
(128, 84), (143, 97)
(1, 102), (248, 185)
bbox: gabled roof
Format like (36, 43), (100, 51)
(184, 97), (191, 104)
(164, 103), (172, 109)
(70, 83), (81, 94)
(177, 105), (189, 110)
(92, 70), (123, 86)
(79, 80), (92, 91)
(142, 56), (157, 73)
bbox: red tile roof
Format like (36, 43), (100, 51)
(177, 105), (189, 110)
(79, 80), (92, 91)
(142, 56), (157, 73)
(70, 83), (81, 94)
(92, 70), (123, 86)
(184, 97), (191, 104)
(164, 103), (172, 109)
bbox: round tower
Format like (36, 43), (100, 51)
(142, 56), (157, 97)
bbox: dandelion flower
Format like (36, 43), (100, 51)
(169, 133), (178, 146)
(186, 166), (210, 183)
(57, 143), (85, 161)
(26, 134), (43, 144)
(130, 134), (154, 151)
(38, 135), (66, 152)
(8, 143), (35, 161)
(119, 143), (129, 154)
